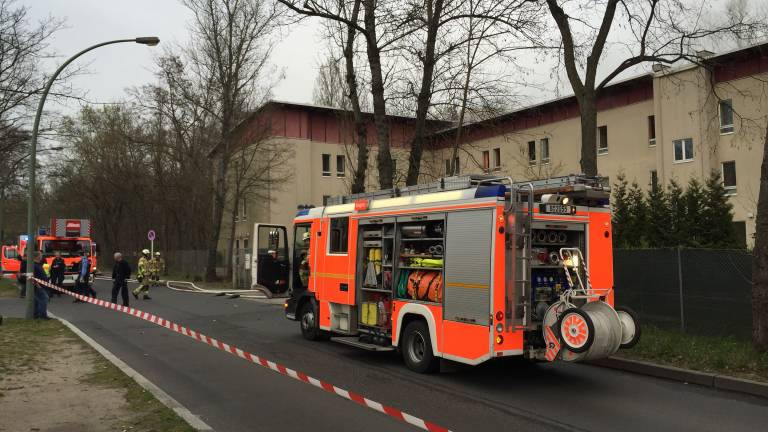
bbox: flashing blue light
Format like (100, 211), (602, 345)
(475, 185), (506, 199)
(19, 235), (29, 241)
(296, 208), (310, 217)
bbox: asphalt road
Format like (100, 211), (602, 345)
(2, 280), (768, 432)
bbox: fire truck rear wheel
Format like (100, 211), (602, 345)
(299, 301), (324, 341)
(402, 320), (439, 374)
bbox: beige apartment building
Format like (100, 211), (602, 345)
(217, 42), (767, 258)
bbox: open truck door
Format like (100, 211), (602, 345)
(1, 245), (20, 274)
(251, 224), (290, 296)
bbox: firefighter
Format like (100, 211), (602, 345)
(150, 251), (165, 290)
(132, 249), (152, 300)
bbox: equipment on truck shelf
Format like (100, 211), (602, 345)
(261, 174), (638, 373)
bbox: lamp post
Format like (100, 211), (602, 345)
(25, 37), (160, 319)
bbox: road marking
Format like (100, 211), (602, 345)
(35, 278), (452, 432)
(49, 312), (213, 431)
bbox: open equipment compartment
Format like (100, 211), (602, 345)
(394, 216), (444, 305)
(356, 218), (395, 339)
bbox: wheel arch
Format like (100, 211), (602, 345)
(393, 303), (440, 357)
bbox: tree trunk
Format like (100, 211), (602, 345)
(206, 151), (229, 281)
(753, 121), (768, 351)
(225, 196), (238, 281)
(344, 0), (368, 194)
(405, 0), (443, 186)
(363, 0), (392, 190)
(578, 94), (598, 177)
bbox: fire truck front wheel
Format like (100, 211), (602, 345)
(299, 301), (326, 341)
(401, 320), (439, 374)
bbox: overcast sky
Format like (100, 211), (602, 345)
(19, 0), (750, 118)
(20, 0), (324, 114)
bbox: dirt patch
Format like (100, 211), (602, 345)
(0, 319), (194, 432)
(0, 339), (131, 432)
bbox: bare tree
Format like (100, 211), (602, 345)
(280, 0), (416, 189)
(311, 2), (371, 193)
(179, 0), (280, 281)
(542, 0), (766, 176)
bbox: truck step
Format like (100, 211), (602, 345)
(331, 336), (395, 352)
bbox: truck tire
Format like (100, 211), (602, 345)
(401, 320), (439, 373)
(299, 301), (322, 341)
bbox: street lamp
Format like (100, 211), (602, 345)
(24, 37), (160, 319)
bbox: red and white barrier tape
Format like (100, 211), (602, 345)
(32, 278), (451, 432)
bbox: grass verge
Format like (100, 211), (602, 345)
(616, 325), (768, 383)
(0, 277), (18, 298)
(0, 318), (195, 431)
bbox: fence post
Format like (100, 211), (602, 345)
(677, 246), (685, 333)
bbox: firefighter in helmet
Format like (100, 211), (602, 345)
(133, 249), (152, 300)
(150, 251), (165, 289)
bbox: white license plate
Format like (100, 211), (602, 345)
(542, 204), (574, 215)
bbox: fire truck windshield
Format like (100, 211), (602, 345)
(41, 240), (90, 257)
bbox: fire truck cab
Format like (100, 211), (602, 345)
(18, 219), (97, 286)
(1, 245), (20, 275)
(265, 175), (639, 373)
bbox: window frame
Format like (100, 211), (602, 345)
(527, 140), (536, 165)
(336, 154), (346, 177)
(721, 160), (737, 194)
(597, 125), (608, 155)
(321, 153), (331, 177)
(327, 217), (349, 255)
(672, 138), (694, 163)
(482, 150), (490, 171)
(650, 170), (658, 188)
(240, 197), (247, 221)
(719, 99), (734, 135)
(648, 115), (656, 146)
(540, 138), (550, 164)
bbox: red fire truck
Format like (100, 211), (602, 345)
(1, 245), (20, 275)
(263, 175), (639, 373)
(18, 219), (98, 286)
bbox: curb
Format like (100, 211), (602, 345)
(50, 312), (214, 431)
(590, 357), (768, 399)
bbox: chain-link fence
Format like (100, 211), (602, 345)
(614, 248), (753, 339)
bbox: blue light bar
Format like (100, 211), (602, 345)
(474, 185), (506, 198)
(296, 208), (310, 216)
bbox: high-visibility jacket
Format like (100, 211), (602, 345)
(138, 256), (149, 279)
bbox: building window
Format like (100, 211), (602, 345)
(493, 148), (501, 169)
(648, 115), (656, 146)
(482, 150), (490, 171)
(527, 141), (536, 165)
(322, 154), (331, 176)
(322, 195), (330, 206)
(445, 157), (459, 175)
(235, 239), (240, 250)
(650, 170), (658, 188)
(329, 217), (349, 254)
(336, 155), (345, 177)
(722, 161), (737, 193)
(719, 99), (734, 134)
(540, 139), (550, 164)
(673, 138), (694, 162)
(243, 238), (249, 250)
(597, 126), (608, 154)
(240, 197), (247, 221)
